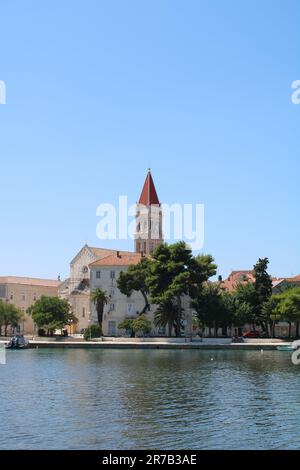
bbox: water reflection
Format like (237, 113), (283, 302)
(0, 349), (300, 449)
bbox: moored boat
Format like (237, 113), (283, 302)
(5, 335), (30, 350)
(277, 345), (295, 352)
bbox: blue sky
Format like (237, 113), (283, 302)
(0, 0), (299, 280)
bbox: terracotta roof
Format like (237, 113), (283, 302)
(290, 275), (300, 281)
(221, 270), (300, 292)
(219, 270), (255, 292)
(89, 252), (142, 267)
(273, 276), (300, 286)
(88, 247), (138, 259)
(138, 169), (160, 206)
(228, 270), (254, 277)
(0, 276), (61, 287)
(88, 247), (116, 258)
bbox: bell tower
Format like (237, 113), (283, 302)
(135, 169), (163, 255)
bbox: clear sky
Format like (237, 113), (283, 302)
(0, 0), (299, 280)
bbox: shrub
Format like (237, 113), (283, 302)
(84, 324), (102, 341)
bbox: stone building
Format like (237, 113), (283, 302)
(89, 251), (145, 336)
(60, 169), (193, 336)
(0, 276), (61, 335)
(134, 169), (163, 255)
(58, 245), (119, 333)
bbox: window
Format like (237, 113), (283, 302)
(108, 321), (117, 336)
(96, 271), (101, 279)
(82, 307), (85, 318)
(10, 293), (13, 300)
(22, 294), (26, 302)
(33, 293), (37, 301)
(110, 271), (115, 280)
(110, 288), (115, 296)
(158, 325), (166, 336)
(127, 303), (134, 315)
(109, 303), (115, 311)
(0, 285), (6, 298)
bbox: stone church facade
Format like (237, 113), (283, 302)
(59, 170), (193, 337)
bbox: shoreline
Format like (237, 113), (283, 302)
(0, 339), (291, 350)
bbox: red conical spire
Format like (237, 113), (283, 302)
(138, 169), (160, 205)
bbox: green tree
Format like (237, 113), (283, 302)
(117, 257), (151, 314)
(118, 318), (135, 337)
(232, 297), (255, 331)
(84, 324), (102, 341)
(154, 300), (183, 337)
(27, 296), (76, 335)
(90, 288), (110, 335)
(233, 282), (257, 328)
(192, 284), (233, 337)
(254, 257), (273, 303)
(262, 296), (282, 338)
(253, 257), (273, 333)
(147, 242), (217, 336)
(132, 314), (151, 336)
(0, 301), (24, 336)
(274, 287), (300, 338)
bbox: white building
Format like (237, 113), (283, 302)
(58, 245), (119, 333)
(89, 251), (154, 336)
(60, 170), (193, 337)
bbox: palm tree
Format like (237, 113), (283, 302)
(154, 300), (182, 337)
(90, 288), (110, 335)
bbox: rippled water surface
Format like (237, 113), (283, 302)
(1, 349), (300, 449)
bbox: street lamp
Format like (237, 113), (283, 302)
(88, 317), (92, 341)
(69, 319), (73, 336)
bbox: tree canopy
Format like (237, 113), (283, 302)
(117, 257), (151, 314)
(154, 300), (183, 337)
(118, 315), (151, 337)
(145, 242), (217, 336)
(91, 288), (110, 335)
(28, 296), (76, 334)
(273, 287), (300, 337)
(0, 301), (24, 336)
(147, 242), (217, 304)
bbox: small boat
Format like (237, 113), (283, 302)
(277, 345), (295, 352)
(277, 340), (300, 352)
(5, 335), (30, 350)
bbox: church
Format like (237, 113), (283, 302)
(59, 170), (192, 336)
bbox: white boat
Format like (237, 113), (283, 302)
(277, 340), (300, 352)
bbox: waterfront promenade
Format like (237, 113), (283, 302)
(0, 337), (290, 350)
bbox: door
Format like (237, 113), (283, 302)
(108, 321), (117, 336)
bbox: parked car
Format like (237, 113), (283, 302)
(243, 330), (260, 338)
